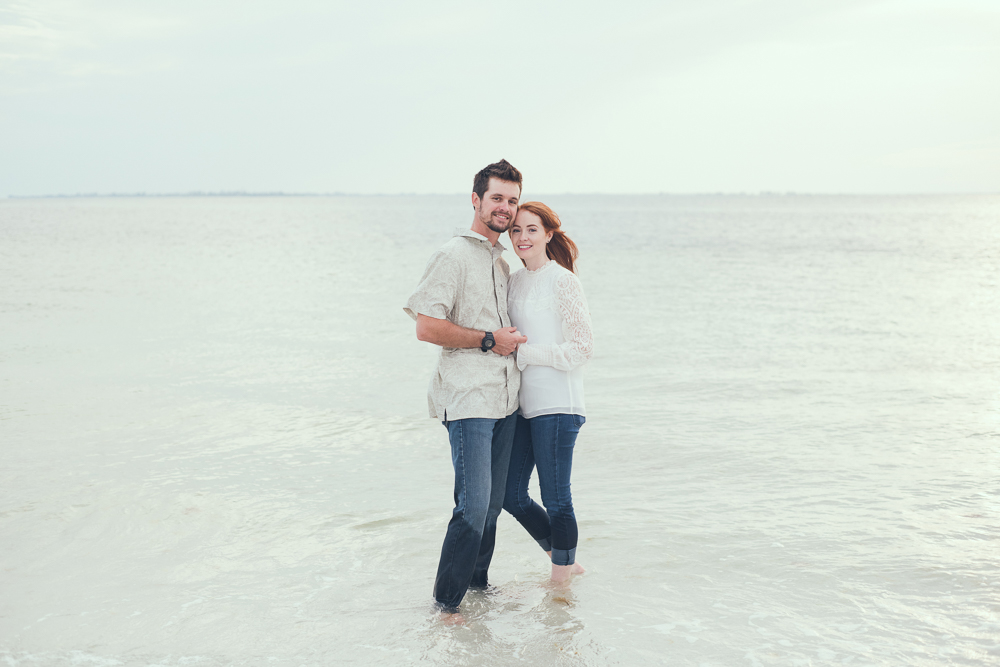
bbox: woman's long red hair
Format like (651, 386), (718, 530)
(514, 201), (579, 273)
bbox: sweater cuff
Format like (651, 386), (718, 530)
(516, 344), (532, 371)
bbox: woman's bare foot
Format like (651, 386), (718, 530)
(551, 563), (573, 583)
(546, 551), (585, 580)
(550, 561), (585, 583)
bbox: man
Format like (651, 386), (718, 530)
(403, 159), (527, 620)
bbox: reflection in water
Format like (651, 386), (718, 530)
(416, 581), (597, 666)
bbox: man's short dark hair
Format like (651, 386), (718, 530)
(473, 159), (523, 201)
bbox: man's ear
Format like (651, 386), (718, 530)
(471, 192), (480, 209)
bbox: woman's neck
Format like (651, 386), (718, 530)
(524, 254), (550, 271)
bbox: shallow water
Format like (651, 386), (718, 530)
(1, 194), (998, 665)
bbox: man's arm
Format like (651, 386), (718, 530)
(416, 314), (526, 356)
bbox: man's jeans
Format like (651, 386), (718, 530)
(433, 413), (517, 612)
(502, 413), (585, 566)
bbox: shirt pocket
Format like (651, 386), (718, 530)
(458, 276), (492, 327)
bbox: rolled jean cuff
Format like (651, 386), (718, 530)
(551, 547), (576, 566)
(535, 536), (552, 552)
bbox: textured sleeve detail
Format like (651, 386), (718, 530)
(403, 250), (460, 321)
(516, 270), (594, 371)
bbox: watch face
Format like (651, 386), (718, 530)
(485, 339), (495, 348)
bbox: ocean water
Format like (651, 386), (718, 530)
(1, 194), (998, 666)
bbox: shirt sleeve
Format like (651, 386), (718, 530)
(403, 250), (460, 321)
(516, 271), (594, 371)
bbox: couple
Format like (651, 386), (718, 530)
(403, 159), (594, 622)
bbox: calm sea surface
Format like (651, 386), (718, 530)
(1, 194), (998, 666)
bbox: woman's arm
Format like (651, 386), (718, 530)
(515, 271), (594, 371)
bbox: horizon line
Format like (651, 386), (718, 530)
(4, 190), (998, 200)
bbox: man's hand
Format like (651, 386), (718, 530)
(492, 327), (527, 356)
(415, 315), (526, 355)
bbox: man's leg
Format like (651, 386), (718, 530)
(433, 418), (496, 612)
(470, 411), (518, 588)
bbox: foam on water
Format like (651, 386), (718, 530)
(1, 194), (998, 665)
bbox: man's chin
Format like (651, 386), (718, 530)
(487, 220), (510, 233)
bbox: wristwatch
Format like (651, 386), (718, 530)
(480, 331), (496, 353)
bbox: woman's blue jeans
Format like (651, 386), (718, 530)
(503, 413), (585, 566)
(433, 413), (517, 613)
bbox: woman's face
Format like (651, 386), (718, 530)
(510, 211), (553, 264)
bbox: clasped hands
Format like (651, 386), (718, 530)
(491, 327), (526, 356)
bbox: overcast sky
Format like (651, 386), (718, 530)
(1, 0), (997, 196)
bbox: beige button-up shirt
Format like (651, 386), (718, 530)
(404, 229), (520, 421)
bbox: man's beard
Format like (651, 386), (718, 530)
(480, 209), (511, 233)
(485, 215), (510, 233)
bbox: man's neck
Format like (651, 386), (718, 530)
(470, 219), (501, 246)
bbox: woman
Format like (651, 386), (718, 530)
(503, 201), (593, 583)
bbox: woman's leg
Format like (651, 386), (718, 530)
(530, 414), (585, 581)
(502, 414), (553, 551)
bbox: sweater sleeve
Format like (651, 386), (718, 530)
(516, 270), (594, 371)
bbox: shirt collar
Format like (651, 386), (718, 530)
(455, 227), (507, 252)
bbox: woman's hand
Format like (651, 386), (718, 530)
(492, 327), (527, 355)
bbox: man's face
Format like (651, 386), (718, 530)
(474, 178), (520, 234)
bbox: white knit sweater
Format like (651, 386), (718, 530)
(508, 260), (594, 419)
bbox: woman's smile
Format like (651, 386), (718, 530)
(510, 210), (553, 270)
